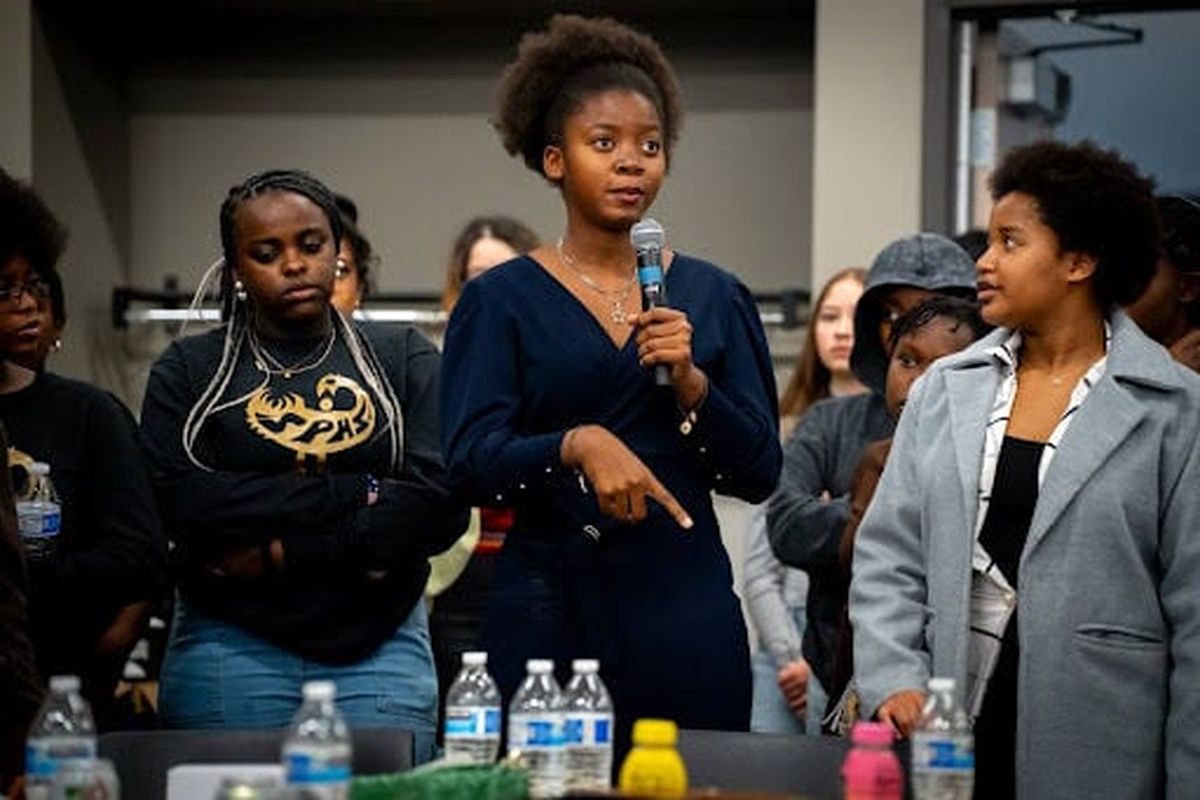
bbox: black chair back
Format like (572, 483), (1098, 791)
(99, 727), (413, 800)
(677, 728), (851, 800)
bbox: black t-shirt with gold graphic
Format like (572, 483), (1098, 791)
(140, 322), (466, 664)
(0, 372), (168, 693)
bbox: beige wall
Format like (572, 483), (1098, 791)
(127, 42), (812, 299)
(0, 9), (813, 404)
(0, 1), (33, 180)
(31, 12), (131, 393)
(811, 0), (926, 290)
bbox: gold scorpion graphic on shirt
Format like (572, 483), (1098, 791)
(245, 373), (376, 470)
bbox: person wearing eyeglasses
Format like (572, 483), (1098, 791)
(0, 168), (168, 729)
(2, 268), (64, 373)
(1126, 194), (1200, 373)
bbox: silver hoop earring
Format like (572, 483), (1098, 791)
(234, 280), (248, 302)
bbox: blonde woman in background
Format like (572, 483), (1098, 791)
(742, 267), (866, 733)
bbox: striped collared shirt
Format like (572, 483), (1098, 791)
(963, 323), (1111, 718)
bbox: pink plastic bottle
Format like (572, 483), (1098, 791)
(843, 721), (903, 800)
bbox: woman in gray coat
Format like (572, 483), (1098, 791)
(851, 140), (1200, 798)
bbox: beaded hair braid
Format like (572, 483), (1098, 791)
(182, 170), (404, 475)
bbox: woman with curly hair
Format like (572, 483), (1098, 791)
(0, 169), (168, 730)
(851, 141), (1200, 797)
(441, 15), (781, 750)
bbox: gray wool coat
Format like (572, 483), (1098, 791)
(850, 312), (1200, 799)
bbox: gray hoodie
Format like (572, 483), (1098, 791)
(850, 233), (978, 394)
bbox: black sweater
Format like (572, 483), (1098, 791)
(0, 372), (169, 684)
(140, 322), (467, 663)
(0, 421), (43, 789)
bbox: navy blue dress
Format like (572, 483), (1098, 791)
(441, 254), (781, 752)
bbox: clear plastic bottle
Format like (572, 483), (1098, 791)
(562, 658), (614, 791)
(842, 721), (902, 800)
(25, 675), (97, 800)
(17, 462), (62, 561)
(911, 677), (974, 800)
(282, 681), (353, 800)
(507, 659), (564, 799)
(443, 651), (502, 764)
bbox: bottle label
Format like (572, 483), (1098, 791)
(285, 752), (351, 784)
(912, 735), (975, 771)
(26, 737), (96, 779)
(26, 743), (57, 779)
(510, 715), (561, 749)
(445, 706), (501, 737)
(563, 713), (613, 746)
(17, 505), (61, 538)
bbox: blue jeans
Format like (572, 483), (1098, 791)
(749, 604), (807, 735)
(750, 649), (806, 734)
(159, 598), (438, 763)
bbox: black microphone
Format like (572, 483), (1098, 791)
(631, 218), (671, 387)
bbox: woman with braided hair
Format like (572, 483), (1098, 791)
(441, 16), (781, 752)
(140, 169), (467, 758)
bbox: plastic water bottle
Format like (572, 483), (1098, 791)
(842, 721), (902, 800)
(444, 651), (502, 764)
(562, 658), (614, 791)
(507, 659), (564, 799)
(25, 675), (97, 800)
(17, 462), (61, 561)
(283, 681), (353, 800)
(911, 677), (974, 800)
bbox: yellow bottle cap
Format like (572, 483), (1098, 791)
(631, 718), (678, 747)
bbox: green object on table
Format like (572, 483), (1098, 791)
(350, 763), (529, 800)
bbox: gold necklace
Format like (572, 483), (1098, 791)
(557, 237), (638, 323)
(249, 326), (336, 379)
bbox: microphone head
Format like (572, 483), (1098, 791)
(631, 218), (666, 253)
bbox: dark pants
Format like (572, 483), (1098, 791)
(484, 531), (752, 764)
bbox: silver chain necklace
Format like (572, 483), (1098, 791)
(557, 237), (638, 323)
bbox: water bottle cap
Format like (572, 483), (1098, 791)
(49, 674), (81, 693)
(849, 721), (894, 746)
(526, 659), (553, 674)
(302, 680), (337, 701)
(462, 651), (487, 667)
(927, 677), (956, 692)
(572, 659), (599, 673)
(631, 718), (677, 747)
(30, 462), (51, 476)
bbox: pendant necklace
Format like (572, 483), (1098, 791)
(249, 325), (336, 379)
(557, 237), (638, 323)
